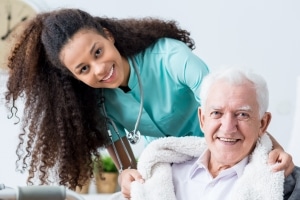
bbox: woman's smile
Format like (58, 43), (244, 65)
(60, 29), (130, 88)
(101, 66), (115, 81)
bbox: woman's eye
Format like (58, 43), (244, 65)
(95, 49), (102, 57)
(80, 65), (89, 73)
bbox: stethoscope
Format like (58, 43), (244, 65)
(100, 57), (143, 172)
(124, 57), (144, 145)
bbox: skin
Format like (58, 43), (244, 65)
(198, 80), (271, 177)
(61, 29), (130, 88)
(59, 28), (294, 198)
(60, 28), (140, 190)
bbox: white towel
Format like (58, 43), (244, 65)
(110, 134), (284, 200)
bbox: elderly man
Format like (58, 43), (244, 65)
(172, 67), (281, 200)
(110, 67), (300, 200)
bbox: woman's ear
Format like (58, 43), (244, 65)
(103, 28), (115, 43)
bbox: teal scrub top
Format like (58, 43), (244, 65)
(102, 38), (209, 144)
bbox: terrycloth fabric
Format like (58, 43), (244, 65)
(110, 134), (298, 200)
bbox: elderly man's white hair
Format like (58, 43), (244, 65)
(199, 67), (269, 118)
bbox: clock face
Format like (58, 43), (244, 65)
(0, 0), (36, 70)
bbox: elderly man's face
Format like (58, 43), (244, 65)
(198, 79), (271, 168)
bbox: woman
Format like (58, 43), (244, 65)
(5, 8), (293, 197)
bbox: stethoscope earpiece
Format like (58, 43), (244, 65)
(126, 130), (141, 145)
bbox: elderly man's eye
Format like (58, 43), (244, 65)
(237, 112), (250, 120)
(210, 111), (221, 118)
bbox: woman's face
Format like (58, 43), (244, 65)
(60, 29), (130, 88)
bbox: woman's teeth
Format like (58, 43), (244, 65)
(102, 67), (114, 81)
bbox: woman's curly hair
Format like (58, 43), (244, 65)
(5, 8), (195, 190)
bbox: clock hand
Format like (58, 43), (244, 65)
(1, 3), (12, 40)
(1, 16), (28, 40)
(7, 12), (11, 36)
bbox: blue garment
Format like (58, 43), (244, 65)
(103, 38), (209, 143)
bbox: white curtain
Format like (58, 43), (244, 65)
(287, 76), (300, 166)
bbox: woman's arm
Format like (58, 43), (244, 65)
(267, 132), (294, 177)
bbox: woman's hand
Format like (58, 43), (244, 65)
(268, 148), (294, 177)
(267, 132), (295, 177)
(118, 169), (144, 199)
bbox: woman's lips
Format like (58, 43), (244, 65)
(102, 66), (114, 81)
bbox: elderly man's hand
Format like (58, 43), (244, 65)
(118, 168), (144, 199)
(268, 148), (294, 177)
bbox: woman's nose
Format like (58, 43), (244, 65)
(93, 62), (106, 77)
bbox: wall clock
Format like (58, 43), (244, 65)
(0, 0), (37, 70)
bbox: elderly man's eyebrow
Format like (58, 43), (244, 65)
(237, 105), (252, 112)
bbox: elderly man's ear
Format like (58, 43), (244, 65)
(260, 112), (272, 136)
(198, 107), (204, 129)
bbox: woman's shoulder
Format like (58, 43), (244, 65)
(147, 37), (190, 53)
(157, 37), (189, 47)
(134, 37), (192, 64)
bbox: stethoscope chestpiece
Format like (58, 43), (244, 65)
(126, 130), (141, 144)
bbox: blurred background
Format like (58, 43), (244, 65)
(1, 0), (299, 188)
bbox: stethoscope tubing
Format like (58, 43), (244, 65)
(100, 56), (143, 171)
(132, 57), (143, 134)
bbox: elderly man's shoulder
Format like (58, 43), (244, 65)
(284, 165), (300, 199)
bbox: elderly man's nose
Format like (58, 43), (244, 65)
(220, 114), (238, 132)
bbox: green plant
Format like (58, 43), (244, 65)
(102, 156), (118, 173)
(93, 156), (118, 173)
